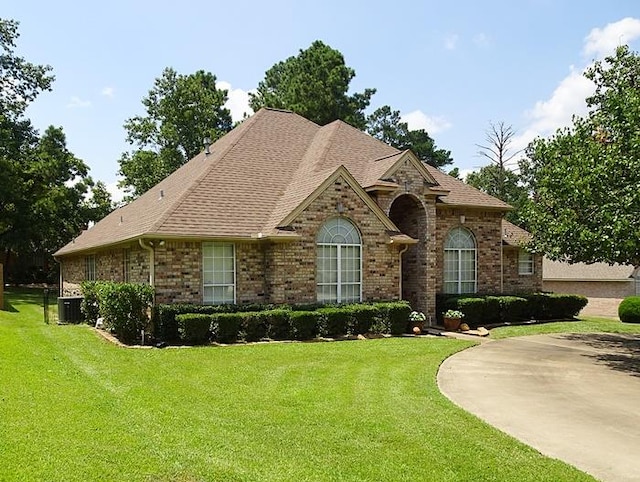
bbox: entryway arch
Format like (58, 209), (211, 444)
(388, 194), (428, 313)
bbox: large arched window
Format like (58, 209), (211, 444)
(443, 227), (477, 294)
(316, 218), (362, 303)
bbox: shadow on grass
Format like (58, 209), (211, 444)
(561, 332), (640, 377)
(1, 288), (45, 312)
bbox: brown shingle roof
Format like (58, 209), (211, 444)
(427, 165), (512, 210)
(502, 220), (532, 247)
(55, 108), (512, 256)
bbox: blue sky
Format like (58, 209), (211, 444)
(5, 1), (640, 201)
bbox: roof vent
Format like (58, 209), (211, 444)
(159, 189), (164, 200)
(119, 215), (123, 225)
(204, 136), (211, 156)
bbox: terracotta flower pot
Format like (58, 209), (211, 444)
(443, 317), (462, 331)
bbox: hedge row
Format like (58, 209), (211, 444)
(437, 292), (588, 327)
(167, 301), (412, 345)
(80, 281), (155, 343)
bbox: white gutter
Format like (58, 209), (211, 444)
(138, 239), (155, 287)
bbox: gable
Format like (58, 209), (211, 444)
(278, 166), (400, 234)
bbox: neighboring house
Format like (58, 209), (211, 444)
(54, 108), (542, 319)
(543, 258), (640, 299)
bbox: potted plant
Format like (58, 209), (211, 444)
(442, 309), (464, 331)
(409, 310), (426, 332)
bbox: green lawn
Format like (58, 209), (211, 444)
(1, 289), (593, 481)
(490, 316), (640, 339)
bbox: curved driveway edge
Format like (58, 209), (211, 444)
(438, 333), (640, 482)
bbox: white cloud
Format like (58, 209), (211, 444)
(105, 180), (126, 205)
(473, 32), (490, 48)
(402, 110), (452, 134)
(217, 80), (254, 123)
(514, 66), (594, 151)
(583, 17), (640, 59)
(444, 34), (459, 50)
(511, 19), (640, 153)
(101, 86), (115, 98)
(67, 96), (91, 108)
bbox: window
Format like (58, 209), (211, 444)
(443, 228), (476, 294)
(518, 251), (534, 275)
(85, 255), (96, 281)
(316, 218), (362, 303)
(123, 249), (131, 282)
(203, 242), (235, 304)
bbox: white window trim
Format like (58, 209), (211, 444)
(518, 251), (534, 276)
(443, 228), (477, 294)
(202, 242), (236, 305)
(316, 217), (363, 304)
(316, 242), (363, 303)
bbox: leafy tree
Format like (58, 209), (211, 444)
(118, 68), (233, 197)
(466, 164), (529, 226)
(249, 40), (375, 130)
(366, 105), (452, 168)
(522, 45), (640, 266)
(0, 19), (111, 280)
(0, 18), (54, 117)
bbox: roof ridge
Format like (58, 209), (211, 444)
(151, 112), (262, 233)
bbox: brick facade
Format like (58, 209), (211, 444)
(266, 174), (402, 304)
(435, 208), (503, 293)
(59, 165), (541, 320)
(503, 248), (543, 293)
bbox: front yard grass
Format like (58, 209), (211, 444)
(490, 315), (640, 339)
(1, 289), (593, 481)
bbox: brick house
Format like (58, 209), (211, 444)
(54, 108), (542, 320)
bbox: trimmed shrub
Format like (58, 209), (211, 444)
(382, 301), (413, 335)
(241, 311), (268, 342)
(153, 304), (230, 343)
(346, 304), (380, 335)
(498, 296), (529, 322)
(266, 309), (292, 340)
(177, 314), (212, 345)
(484, 296), (502, 323)
(289, 311), (321, 340)
(318, 307), (349, 338)
(80, 281), (106, 324)
(211, 313), (243, 343)
(619, 296), (640, 323)
(97, 282), (154, 344)
(547, 294), (588, 319)
(457, 298), (487, 327)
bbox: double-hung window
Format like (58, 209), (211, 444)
(518, 251), (534, 275)
(85, 255), (96, 281)
(316, 218), (362, 303)
(203, 242), (235, 304)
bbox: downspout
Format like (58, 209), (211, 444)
(500, 240), (504, 293)
(398, 244), (409, 300)
(138, 238), (155, 287)
(56, 257), (63, 297)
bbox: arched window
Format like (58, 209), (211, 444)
(443, 227), (476, 294)
(316, 217), (362, 303)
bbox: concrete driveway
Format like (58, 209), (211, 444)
(438, 333), (640, 482)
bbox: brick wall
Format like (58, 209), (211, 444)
(502, 248), (543, 293)
(266, 174), (402, 305)
(154, 241), (201, 304)
(544, 280), (635, 299)
(435, 208), (503, 294)
(61, 244), (150, 296)
(372, 159), (439, 316)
